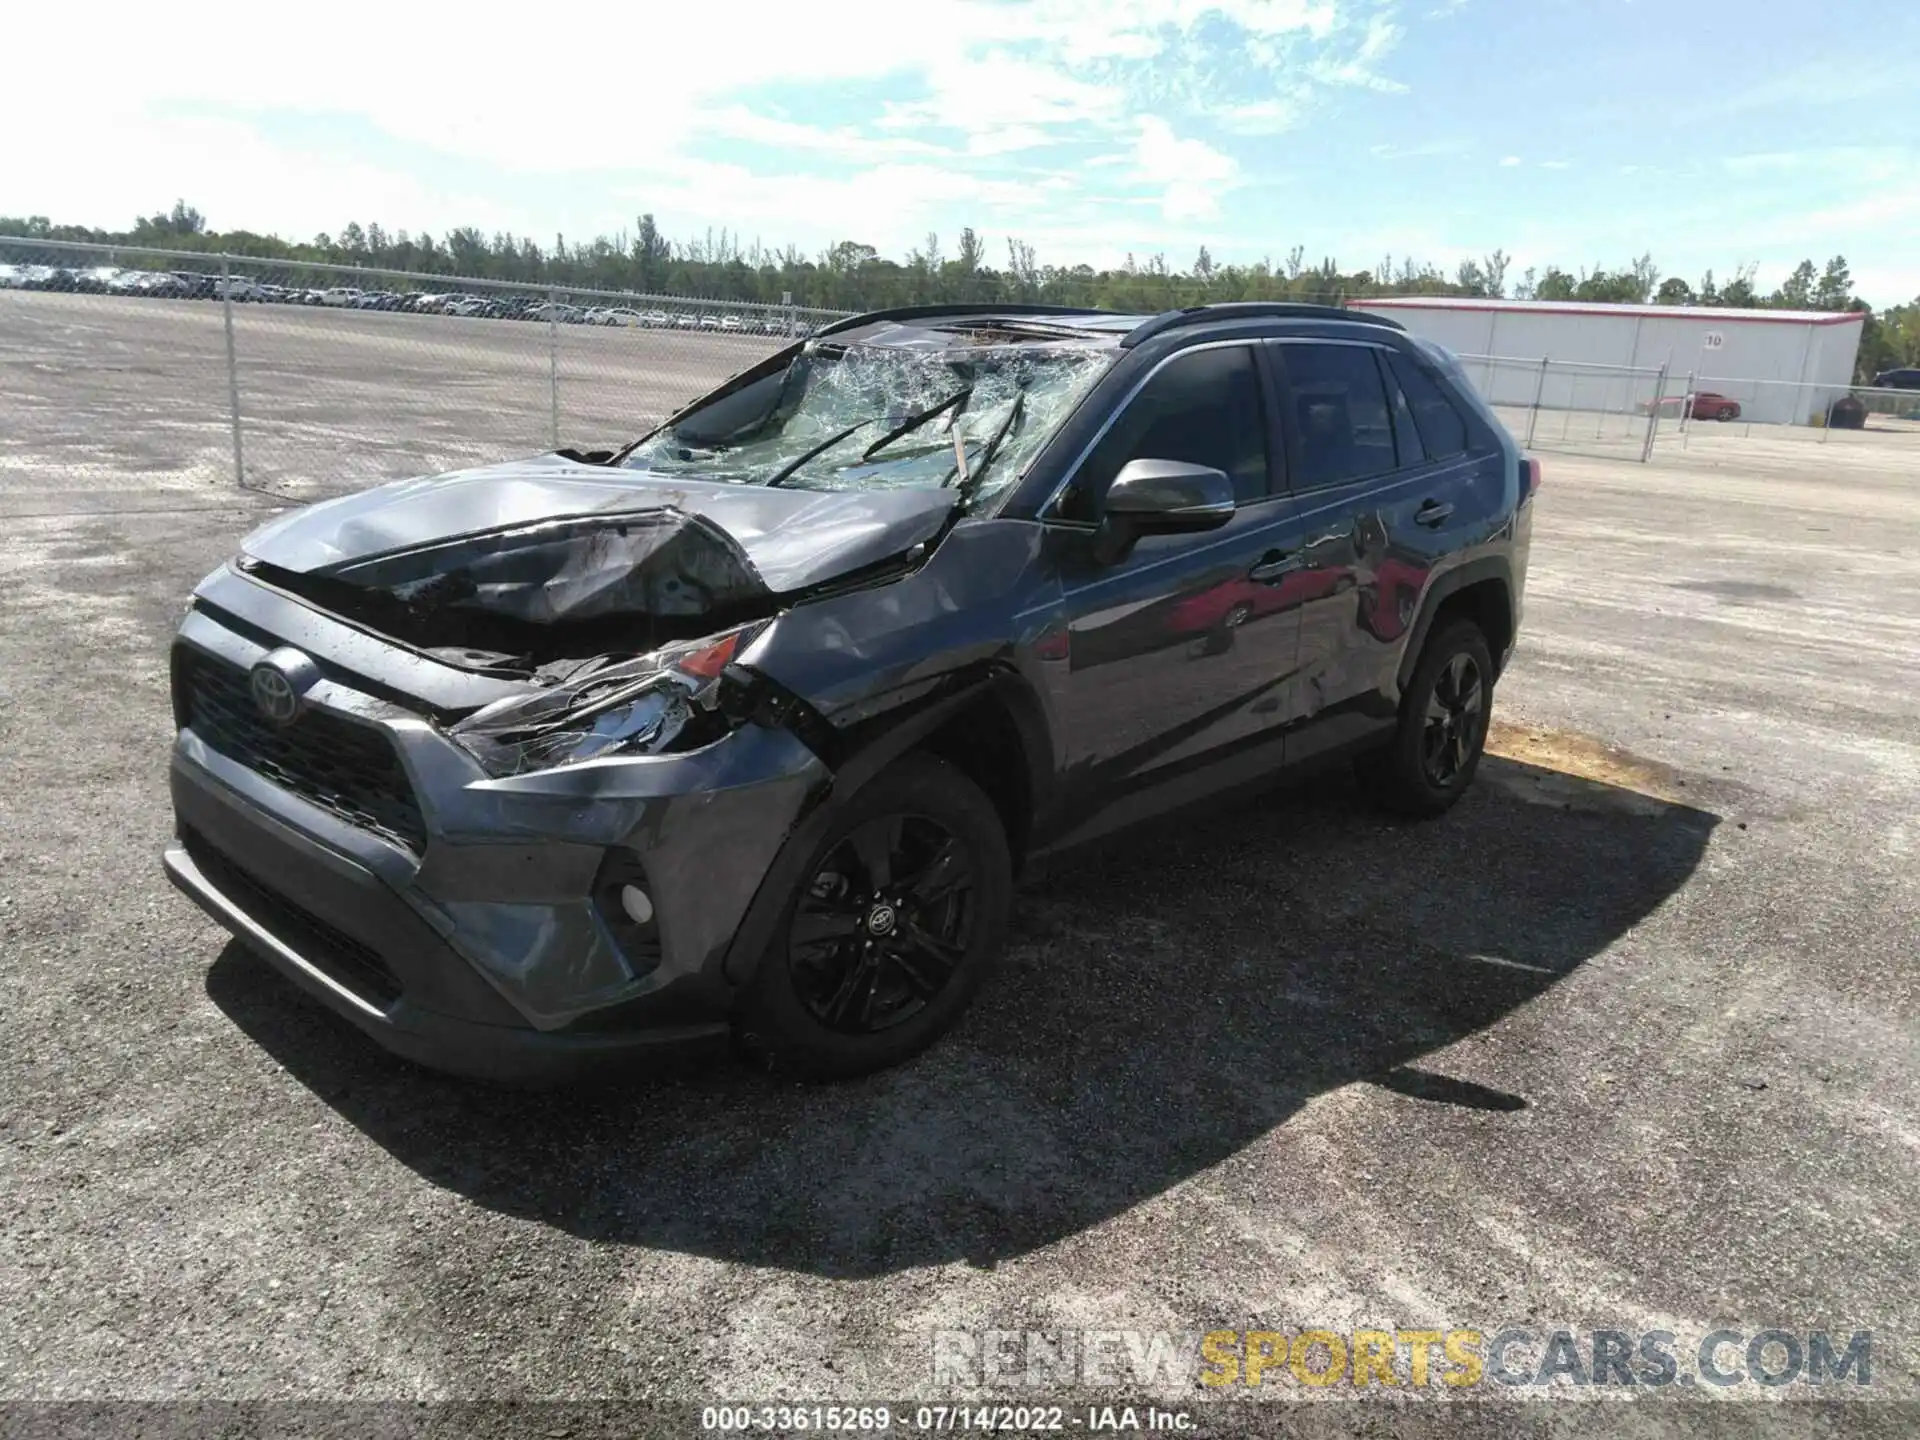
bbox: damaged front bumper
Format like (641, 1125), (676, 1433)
(163, 569), (831, 1083)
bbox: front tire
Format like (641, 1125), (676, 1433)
(736, 754), (1012, 1079)
(1356, 619), (1494, 817)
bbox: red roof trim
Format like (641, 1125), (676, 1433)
(1346, 298), (1865, 328)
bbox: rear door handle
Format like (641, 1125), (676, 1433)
(1248, 550), (1296, 583)
(1414, 500), (1454, 527)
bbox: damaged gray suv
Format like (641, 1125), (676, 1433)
(165, 302), (1535, 1082)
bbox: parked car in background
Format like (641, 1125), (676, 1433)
(1873, 367), (1920, 391)
(318, 287), (365, 307)
(1644, 390), (1741, 421)
(161, 300), (1534, 1083)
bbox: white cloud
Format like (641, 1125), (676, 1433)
(1216, 97), (1307, 135)
(1133, 117), (1239, 221)
(1310, 14), (1408, 91)
(1499, 156), (1523, 167)
(699, 108), (941, 162)
(0, 0), (1416, 268)
(878, 52), (1128, 149)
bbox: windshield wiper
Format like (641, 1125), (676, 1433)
(949, 388), (1026, 496)
(764, 419), (876, 488)
(860, 386), (973, 463)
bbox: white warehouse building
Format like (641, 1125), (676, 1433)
(1349, 296), (1866, 427)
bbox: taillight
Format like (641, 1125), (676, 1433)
(1521, 457), (1542, 495)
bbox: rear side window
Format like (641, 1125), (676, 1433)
(1277, 343), (1398, 488)
(1057, 345), (1270, 520)
(1385, 351), (1471, 459)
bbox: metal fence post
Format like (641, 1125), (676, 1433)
(220, 259), (246, 487)
(1640, 363), (1669, 463)
(547, 286), (561, 450)
(1524, 357), (1548, 449)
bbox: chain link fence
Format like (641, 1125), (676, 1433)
(8, 234), (1915, 503)
(0, 236), (849, 506)
(1448, 352), (1920, 461)
(1657, 374), (1920, 451)
(1453, 352), (1671, 462)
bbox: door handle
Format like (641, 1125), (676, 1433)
(1248, 550), (1296, 583)
(1414, 500), (1455, 527)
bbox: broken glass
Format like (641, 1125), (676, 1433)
(622, 333), (1115, 505)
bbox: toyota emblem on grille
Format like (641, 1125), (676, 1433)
(249, 647), (319, 726)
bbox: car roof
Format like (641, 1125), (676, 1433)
(814, 301), (1404, 351)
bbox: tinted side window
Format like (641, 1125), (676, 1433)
(1386, 351), (1471, 459)
(1057, 346), (1269, 520)
(1279, 343), (1398, 488)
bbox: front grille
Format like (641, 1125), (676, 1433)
(182, 827), (403, 1007)
(176, 647), (430, 854)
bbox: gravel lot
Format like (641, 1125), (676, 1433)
(2, 293), (1918, 1429)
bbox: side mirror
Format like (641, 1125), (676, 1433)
(1093, 458), (1236, 564)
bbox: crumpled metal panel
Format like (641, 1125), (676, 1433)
(236, 451), (958, 601)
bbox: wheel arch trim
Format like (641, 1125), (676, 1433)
(1395, 555), (1515, 694)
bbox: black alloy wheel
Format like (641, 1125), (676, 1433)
(787, 814), (977, 1035)
(1355, 618), (1495, 817)
(738, 753), (1013, 1078)
(1421, 650), (1486, 787)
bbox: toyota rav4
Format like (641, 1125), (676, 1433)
(164, 302), (1536, 1082)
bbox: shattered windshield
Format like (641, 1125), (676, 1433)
(620, 335), (1115, 504)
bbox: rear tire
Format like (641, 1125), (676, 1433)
(1356, 619), (1494, 818)
(736, 754), (1012, 1079)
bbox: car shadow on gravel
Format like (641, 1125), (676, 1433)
(206, 752), (1718, 1278)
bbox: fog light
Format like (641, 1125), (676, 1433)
(619, 884), (654, 926)
(592, 846), (663, 977)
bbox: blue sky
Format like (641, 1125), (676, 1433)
(7, 0), (1918, 304)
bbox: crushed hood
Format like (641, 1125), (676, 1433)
(238, 453), (960, 631)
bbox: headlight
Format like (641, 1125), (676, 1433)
(448, 621), (766, 777)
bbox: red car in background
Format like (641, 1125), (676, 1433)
(1644, 390), (1742, 421)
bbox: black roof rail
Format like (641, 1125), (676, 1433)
(812, 302), (1133, 339)
(1120, 301), (1405, 348)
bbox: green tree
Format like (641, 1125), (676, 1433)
(1814, 256), (1852, 311)
(1536, 267), (1577, 301)
(1775, 259), (1817, 308)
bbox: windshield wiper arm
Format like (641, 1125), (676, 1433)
(949, 389), (1026, 495)
(861, 386), (973, 463)
(764, 419), (876, 488)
